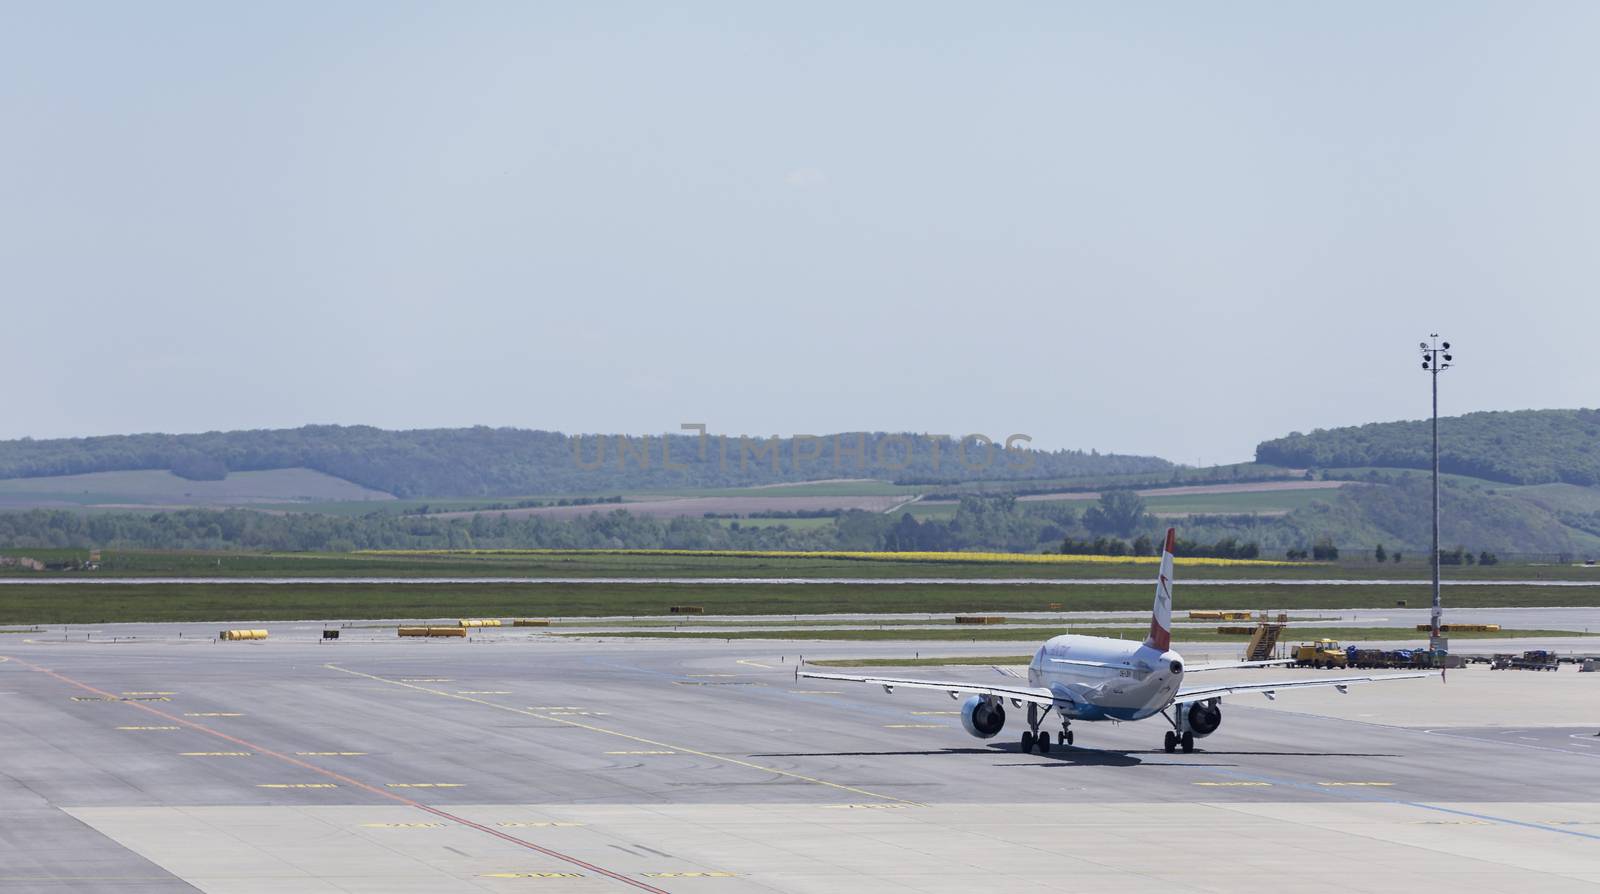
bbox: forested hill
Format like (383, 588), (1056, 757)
(0, 426), (1170, 498)
(1255, 409), (1600, 486)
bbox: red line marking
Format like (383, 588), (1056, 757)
(4, 656), (668, 894)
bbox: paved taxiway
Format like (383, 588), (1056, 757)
(2, 624), (1598, 893)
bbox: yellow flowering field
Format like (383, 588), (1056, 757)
(356, 548), (1293, 567)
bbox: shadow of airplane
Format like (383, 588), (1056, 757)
(1004, 748), (1146, 767)
(754, 748), (999, 758)
(1160, 750), (1402, 758)
(754, 745), (1400, 765)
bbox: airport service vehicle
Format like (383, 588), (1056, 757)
(1291, 639), (1349, 668)
(799, 528), (1433, 754)
(1514, 650), (1560, 671)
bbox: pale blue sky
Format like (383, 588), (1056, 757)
(4, 3), (1596, 464)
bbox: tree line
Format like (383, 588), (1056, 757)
(0, 494), (1075, 553)
(0, 426), (1170, 498)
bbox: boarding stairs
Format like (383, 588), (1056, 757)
(1245, 613), (1289, 661)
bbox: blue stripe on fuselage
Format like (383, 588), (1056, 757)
(1063, 702), (1149, 722)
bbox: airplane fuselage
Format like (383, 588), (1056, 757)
(1027, 634), (1185, 721)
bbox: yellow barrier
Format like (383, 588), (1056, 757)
(220, 629), (268, 641)
(1191, 610), (1252, 620)
(458, 619), (503, 628)
(954, 616), (1006, 625)
(670, 605), (704, 614)
(1414, 624), (1500, 633)
(512, 619), (550, 627)
(399, 627), (468, 638)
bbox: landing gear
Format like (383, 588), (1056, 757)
(1055, 718), (1074, 748)
(1160, 705), (1200, 754)
(1023, 702), (1059, 755)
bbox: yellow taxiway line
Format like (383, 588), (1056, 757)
(325, 663), (921, 807)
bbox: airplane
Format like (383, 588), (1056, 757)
(798, 527), (1434, 754)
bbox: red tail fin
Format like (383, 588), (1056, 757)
(1144, 527), (1176, 651)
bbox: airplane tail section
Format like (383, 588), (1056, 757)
(1144, 527), (1176, 651)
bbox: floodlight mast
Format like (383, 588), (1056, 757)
(1419, 335), (1454, 651)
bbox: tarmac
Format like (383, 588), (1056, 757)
(2, 622), (1598, 892)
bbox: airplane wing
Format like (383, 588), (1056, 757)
(1176, 671), (1435, 702)
(796, 670), (1056, 707)
(1184, 658), (1296, 673)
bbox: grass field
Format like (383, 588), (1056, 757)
(291, 486), (1314, 519)
(900, 502), (957, 520)
(2, 546), (1597, 626)
(2, 576), (1598, 625)
(291, 469), (1334, 523)
(906, 486), (1342, 520)
(6, 546), (1599, 581)
(628, 480), (923, 498)
(1142, 489), (1337, 515)
(1508, 482), (1600, 514)
(0, 468), (393, 508)
(248, 497), (539, 516)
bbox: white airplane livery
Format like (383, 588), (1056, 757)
(799, 528), (1433, 754)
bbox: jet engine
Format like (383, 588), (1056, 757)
(960, 695), (1006, 739)
(1179, 699), (1222, 737)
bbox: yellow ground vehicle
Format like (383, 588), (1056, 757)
(1291, 638), (1348, 669)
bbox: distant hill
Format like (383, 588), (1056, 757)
(9, 411), (1598, 556)
(1224, 409), (1600, 556)
(0, 426), (1171, 498)
(1255, 409), (1600, 486)
(1284, 474), (1596, 554)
